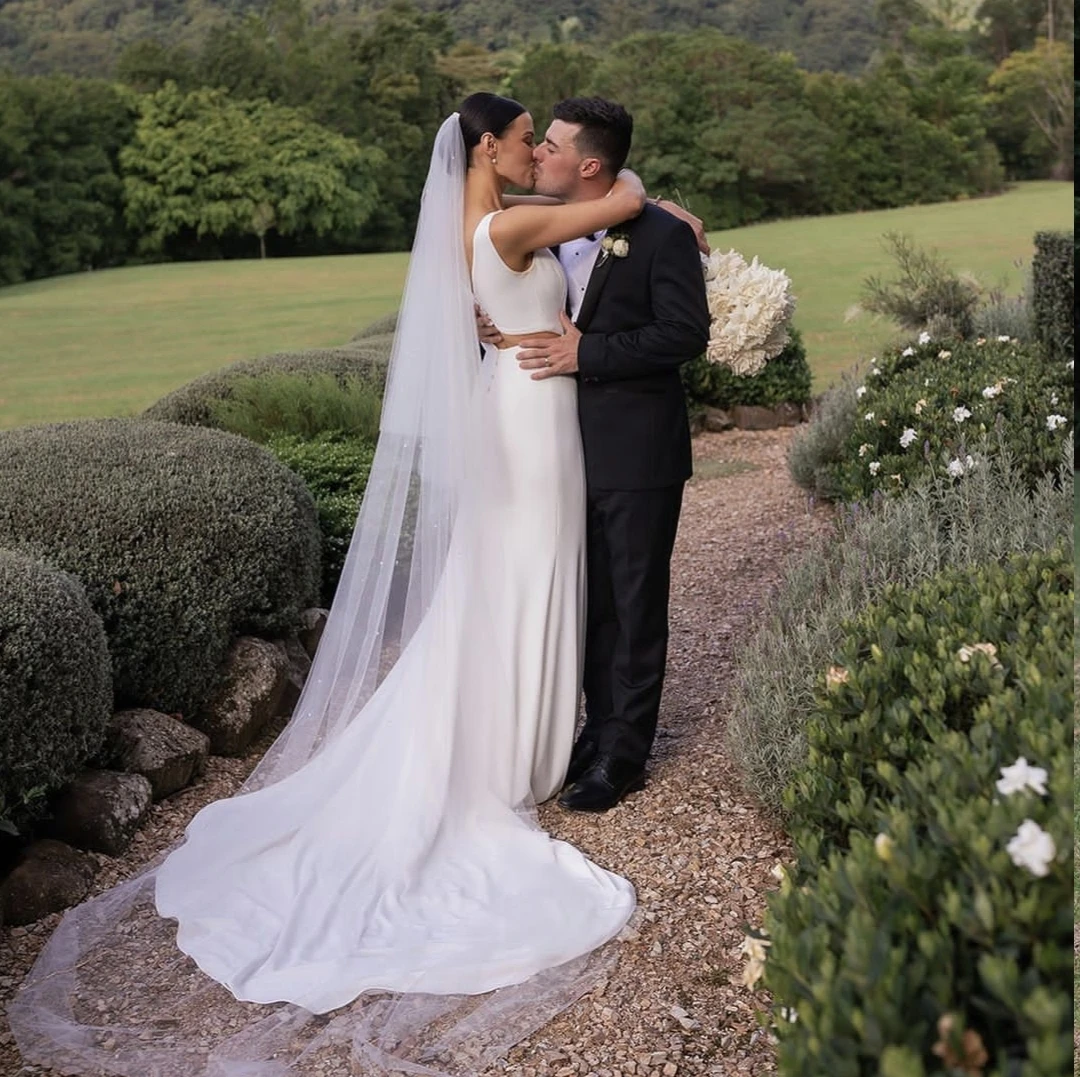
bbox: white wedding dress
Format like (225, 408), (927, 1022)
(153, 211), (635, 1010)
(10, 117), (634, 1077)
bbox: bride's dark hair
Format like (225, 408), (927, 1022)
(458, 92), (526, 165)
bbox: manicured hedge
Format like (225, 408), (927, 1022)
(0, 551), (113, 827)
(142, 340), (392, 428)
(1030, 230), (1073, 366)
(766, 547), (1072, 1076)
(0, 420), (321, 717)
(265, 432), (376, 604)
(682, 326), (812, 412)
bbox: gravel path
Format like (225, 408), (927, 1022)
(0, 426), (832, 1077)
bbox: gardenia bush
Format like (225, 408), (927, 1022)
(0, 551), (113, 828)
(725, 440), (1071, 818)
(792, 334), (1073, 503)
(762, 546), (1072, 1076)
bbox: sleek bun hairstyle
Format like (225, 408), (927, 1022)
(458, 93), (527, 166)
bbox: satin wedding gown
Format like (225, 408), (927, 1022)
(155, 214), (636, 1005)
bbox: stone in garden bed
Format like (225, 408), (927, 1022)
(0, 839), (95, 926)
(46, 770), (153, 856)
(96, 709), (210, 801)
(190, 637), (291, 756)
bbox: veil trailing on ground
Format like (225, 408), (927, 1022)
(9, 114), (619, 1077)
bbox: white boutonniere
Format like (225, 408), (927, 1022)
(597, 231), (630, 267)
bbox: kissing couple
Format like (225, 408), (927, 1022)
(10, 93), (711, 1076)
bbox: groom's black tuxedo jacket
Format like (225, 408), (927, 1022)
(571, 204), (710, 491)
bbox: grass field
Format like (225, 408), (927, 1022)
(0, 181), (1071, 429)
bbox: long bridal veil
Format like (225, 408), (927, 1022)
(9, 114), (621, 1077)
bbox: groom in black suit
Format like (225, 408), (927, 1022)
(514, 98), (710, 811)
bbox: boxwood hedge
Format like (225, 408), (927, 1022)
(0, 551), (112, 828)
(0, 420), (321, 717)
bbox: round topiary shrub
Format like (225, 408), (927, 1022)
(350, 310), (398, 341)
(0, 550), (113, 827)
(0, 420), (321, 718)
(681, 326), (812, 412)
(765, 545), (1072, 1075)
(142, 340), (392, 428)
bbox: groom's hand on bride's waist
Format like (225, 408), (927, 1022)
(475, 303), (504, 348)
(518, 313), (581, 380)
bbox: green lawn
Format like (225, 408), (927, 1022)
(706, 180), (1073, 390)
(0, 181), (1071, 429)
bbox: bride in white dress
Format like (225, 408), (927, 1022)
(10, 95), (646, 1074)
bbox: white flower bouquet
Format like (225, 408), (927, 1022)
(701, 249), (796, 377)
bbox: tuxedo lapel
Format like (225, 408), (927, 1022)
(574, 248), (616, 332)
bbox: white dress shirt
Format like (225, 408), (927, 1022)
(557, 231), (606, 322)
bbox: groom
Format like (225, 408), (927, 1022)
(490, 97), (710, 811)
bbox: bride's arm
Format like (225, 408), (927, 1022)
(502, 194), (562, 206)
(490, 171), (646, 262)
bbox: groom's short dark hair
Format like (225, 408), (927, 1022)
(553, 97), (633, 176)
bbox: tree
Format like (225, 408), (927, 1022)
(120, 83), (384, 258)
(585, 30), (832, 228)
(985, 38), (1073, 178)
(0, 74), (136, 285)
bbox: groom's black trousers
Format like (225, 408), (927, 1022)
(580, 483), (684, 769)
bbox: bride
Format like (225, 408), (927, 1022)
(10, 94), (647, 1074)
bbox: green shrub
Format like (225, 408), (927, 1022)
(0, 420), (321, 717)
(682, 326), (811, 411)
(765, 547), (1072, 1076)
(1030, 231), (1073, 365)
(265, 432), (376, 605)
(788, 373), (859, 499)
(208, 373), (383, 445)
(725, 441), (1072, 818)
(142, 340), (392, 428)
(0, 551), (113, 829)
(350, 311), (398, 340)
(796, 336), (1072, 503)
(860, 232), (982, 339)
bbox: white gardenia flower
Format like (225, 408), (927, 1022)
(952, 406), (972, 423)
(982, 384), (1002, 399)
(856, 386), (867, 398)
(858, 442), (872, 458)
(996, 334), (1011, 342)
(864, 411), (875, 421)
(901, 346), (915, 357)
(1050, 393), (1058, 405)
(918, 331), (931, 344)
(899, 428), (917, 449)
(1006, 819), (1055, 877)
(868, 461), (881, 475)
(938, 349), (952, 360)
(914, 398), (928, 415)
(965, 454), (976, 470)
(947, 458), (965, 478)
(996, 757), (1048, 798)
(1046, 414), (1067, 431)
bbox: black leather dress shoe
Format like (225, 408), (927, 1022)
(558, 756), (646, 812)
(562, 737), (598, 788)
